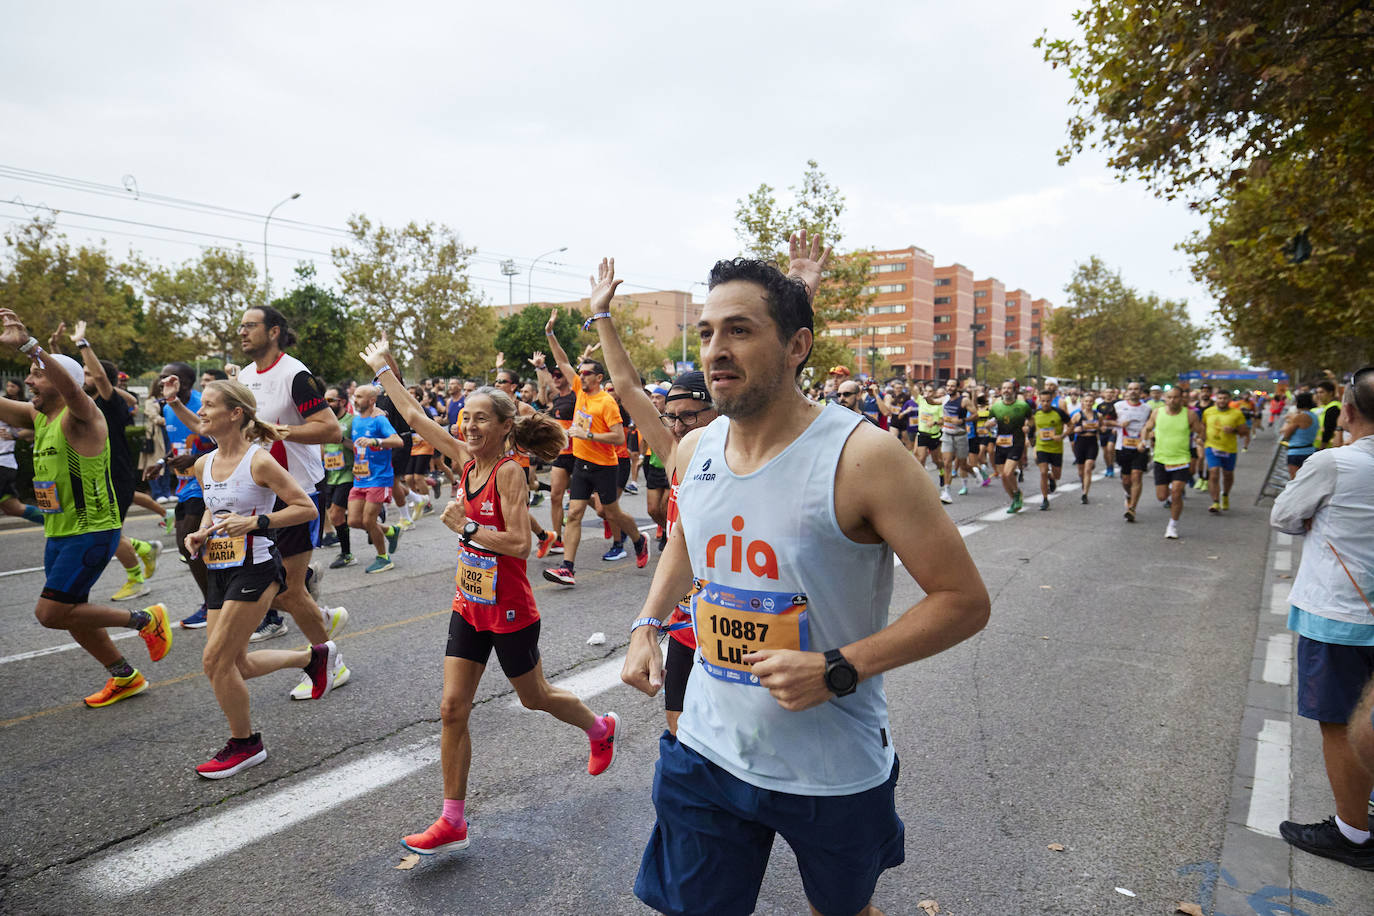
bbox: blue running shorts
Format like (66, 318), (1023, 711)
(42, 528), (121, 605)
(635, 731), (904, 916)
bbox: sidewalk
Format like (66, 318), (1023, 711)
(1210, 527), (1373, 915)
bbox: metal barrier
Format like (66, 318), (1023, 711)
(1256, 437), (1290, 504)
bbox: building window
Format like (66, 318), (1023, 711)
(934, 278), (951, 287)
(975, 339), (986, 347)
(974, 290), (987, 298)
(862, 283), (907, 295)
(974, 306), (987, 315)
(1006, 299), (1018, 307)
(870, 262), (907, 274)
(933, 296), (950, 305)
(933, 333), (950, 342)
(934, 351), (951, 360)
(866, 304), (905, 315)
(933, 315), (951, 324)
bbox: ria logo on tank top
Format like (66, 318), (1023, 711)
(692, 458), (716, 481)
(706, 515), (779, 579)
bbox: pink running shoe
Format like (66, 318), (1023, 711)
(588, 712), (619, 776)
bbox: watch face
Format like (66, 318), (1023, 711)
(830, 667), (857, 692)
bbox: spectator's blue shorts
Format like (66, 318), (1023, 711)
(1296, 635), (1374, 723)
(1205, 447), (1237, 471)
(42, 529), (120, 605)
(635, 731), (904, 916)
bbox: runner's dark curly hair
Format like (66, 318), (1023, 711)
(707, 258), (813, 377)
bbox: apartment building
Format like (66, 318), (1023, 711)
(932, 263), (975, 380)
(1004, 288), (1032, 354)
(972, 277), (1007, 366)
(822, 245), (935, 379)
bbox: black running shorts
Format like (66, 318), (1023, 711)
(446, 612), (541, 679)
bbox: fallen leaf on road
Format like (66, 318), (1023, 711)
(1278, 573), (1291, 579)
(917, 901), (940, 915)
(395, 854), (421, 871)
(1115, 887), (1136, 897)
(1039, 636), (1050, 640)
(1176, 904), (1204, 916)
(1207, 555), (1218, 560)
(1040, 585), (1052, 589)
(1047, 843), (1065, 851)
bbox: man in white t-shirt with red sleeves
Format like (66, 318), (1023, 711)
(237, 306), (351, 698)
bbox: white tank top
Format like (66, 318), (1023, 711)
(238, 352), (324, 494)
(199, 444), (276, 565)
(675, 401), (896, 796)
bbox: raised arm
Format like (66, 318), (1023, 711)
(586, 258), (677, 462)
(160, 376), (201, 429)
(785, 229), (832, 303)
(360, 338), (471, 466)
(542, 308), (576, 382)
(66, 320), (117, 402)
(0, 310), (99, 427)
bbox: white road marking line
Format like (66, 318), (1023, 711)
(956, 524), (984, 539)
(1269, 582), (1291, 616)
(980, 509), (1011, 522)
(1275, 532), (1292, 547)
(1246, 718), (1291, 838)
(1261, 633), (1293, 685)
(0, 565), (45, 578)
(0, 630), (139, 665)
(83, 738), (442, 896)
(1272, 550), (1291, 573)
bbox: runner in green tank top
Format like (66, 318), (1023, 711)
(1142, 386), (1205, 540)
(0, 309), (172, 708)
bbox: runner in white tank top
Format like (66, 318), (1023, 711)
(234, 306), (350, 693)
(182, 379), (339, 779)
(622, 248), (991, 916)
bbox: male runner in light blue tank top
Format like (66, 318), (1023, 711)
(622, 241), (991, 916)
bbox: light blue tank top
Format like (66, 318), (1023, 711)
(675, 402), (896, 796)
(1286, 410), (1319, 455)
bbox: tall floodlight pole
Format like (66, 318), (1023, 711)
(527, 246), (568, 306)
(500, 259), (519, 305)
(263, 192), (301, 302)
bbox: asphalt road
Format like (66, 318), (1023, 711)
(0, 436), (1358, 915)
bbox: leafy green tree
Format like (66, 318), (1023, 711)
(131, 245), (262, 362)
(1046, 257), (1204, 386)
(0, 217), (145, 372)
(272, 264), (364, 384)
(331, 214), (495, 378)
(733, 160), (873, 376)
(495, 305), (590, 378)
(1037, 3), (1373, 372)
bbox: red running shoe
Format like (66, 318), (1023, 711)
(542, 565), (575, 586)
(196, 734), (267, 779)
(634, 535), (649, 569)
(588, 712), (619, 776)
(304, 641), (339, 699)
(603, 520), (612, 539)
(401, 816), (470, 855)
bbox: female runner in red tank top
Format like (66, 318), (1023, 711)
(360, 339), (618, 857)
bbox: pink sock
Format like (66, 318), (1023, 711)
(442, 798), (465, 827)
(585, 716), (610, 741)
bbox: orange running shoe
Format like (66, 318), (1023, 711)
(536, 530), (555, 559)
(139, 603), (172, 662)
(401, 817), (470, 855)
(84, 671), (148, 708)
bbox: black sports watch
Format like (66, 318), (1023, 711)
(256, 514), (271, 531)
(460, 520), (480, 546)
(823, 648), (858, 697)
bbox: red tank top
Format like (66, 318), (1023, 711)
(452, 456), (539, 633)
(663, 468), (697, 649)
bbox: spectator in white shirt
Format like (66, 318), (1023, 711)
(1270, 366), (1374, 870)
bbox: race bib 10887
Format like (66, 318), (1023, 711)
(693, 581), (809, 686)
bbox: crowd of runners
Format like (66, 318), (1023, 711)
(1, 227), (1368, 910)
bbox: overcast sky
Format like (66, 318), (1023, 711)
(2, 1), (1229, 351)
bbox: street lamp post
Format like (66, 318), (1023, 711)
(500, 259), (519, 305)
(262, 192), (301, 302)
(527, 246), (568, 306)
(969, 323), (985, 384)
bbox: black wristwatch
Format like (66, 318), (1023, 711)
(823, 648), (859, 697)
(460, 520), (480, 546)
(256, 514), (271, 531)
